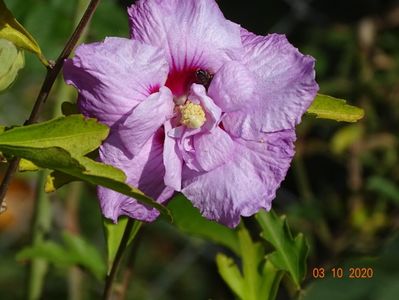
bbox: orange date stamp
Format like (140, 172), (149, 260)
(312, 267), (374, 279)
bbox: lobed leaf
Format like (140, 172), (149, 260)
(307, 94), (364, 122)
(216, 225), (285, 300)
(256, 210), (309, 290)
(238, 227), (265, 300)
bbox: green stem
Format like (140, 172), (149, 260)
(102, 219), (142, 300)
(27, 171), (51, 300)
(26, 1), (96, 297)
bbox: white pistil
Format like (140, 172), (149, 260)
(174, 95), (187, 105)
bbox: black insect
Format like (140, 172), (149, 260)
(195, 69), (214, 89)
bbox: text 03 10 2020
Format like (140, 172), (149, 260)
(312, 267), (374, 279)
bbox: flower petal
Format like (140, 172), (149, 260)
(223, 31), (318, 139)
(63, 37), (169, 126)
(182, 130), (296, 227)
(208, 61), (256, 112)
(128, 0), (242, 75)
(116, 86), (174, 157)
(163, 120), (183, 191)
(193, 127), (235, 171)
(189, 84), (222, 132)
(98, 129), (174, 222)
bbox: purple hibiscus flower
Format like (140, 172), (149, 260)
(63, 0), (318, 227)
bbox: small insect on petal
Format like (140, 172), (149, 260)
(195, 69), (214, 89)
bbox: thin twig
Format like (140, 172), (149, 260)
(102, 219), (135, 300)
(115, 231), (143, 300)
(0, 0), (101, 209)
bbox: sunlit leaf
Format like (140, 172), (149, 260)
(0, 0), (47, 65)
(307, 94), (364, 122)
(168, 194), (240, 254)
(256, 210), (309, 289)
(0, 115), (109, 158)
(0, 38), (24, 91)
(0, 116), (171, 219)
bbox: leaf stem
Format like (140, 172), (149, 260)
(0, 0), (101, 210)
(102, 219), (136, 300)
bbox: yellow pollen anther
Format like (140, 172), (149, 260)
(180, 101), (206, 129)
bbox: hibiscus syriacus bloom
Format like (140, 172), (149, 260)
(64, 0), (318, 227)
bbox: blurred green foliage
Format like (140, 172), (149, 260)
(1, 0), (399, 299)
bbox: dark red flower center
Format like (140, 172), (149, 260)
(165, 67), (214, 97)
(165, 67), (198, 96)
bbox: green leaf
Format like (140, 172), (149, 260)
(216, 226), (283, 300)
(256, 210), (309, 289)
(17, 241), (73, 265)
(307, 94), (364, 122)
(0, 115), (109, 157)
(216, 253), (244, 299)
(103, 217), (141, 274)
(61, 232), (106, 280)
(0, 38), (24, 91)
(16, 232), (106, 280)
(259, 261), (284, 300)
(0, 0), (48, 65)
(167, 194), (240, 254)
(238, 227), (265, 300)
(0, 146), (85, 171)
(0, 116), (171, 219)
(0, 146), (170, 219)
